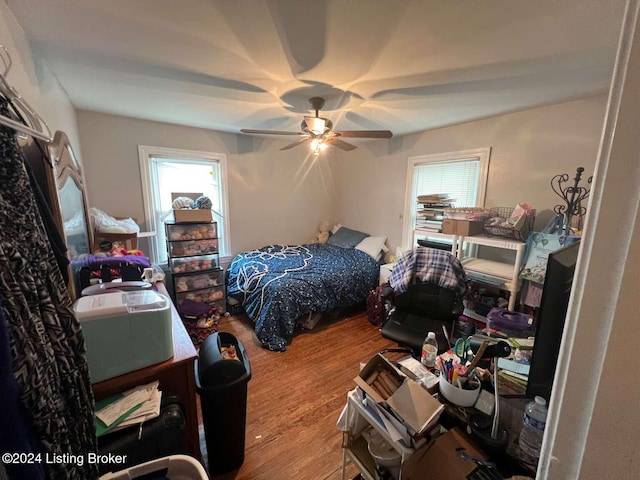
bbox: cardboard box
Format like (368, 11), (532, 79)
(171, 192), (212, 223)
(403, 427), (488, 480)
(355, 354), (405, 404)
(355, 354), (444, 436)
(442, 219), (484, 236)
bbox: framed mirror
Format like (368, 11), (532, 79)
(50, 130), (93, 298)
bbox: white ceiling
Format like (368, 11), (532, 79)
(7, 0), (627, 138)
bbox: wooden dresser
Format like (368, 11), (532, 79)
(91, 283), (201, 460)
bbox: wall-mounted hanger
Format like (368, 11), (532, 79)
(0, 45), (52, 143)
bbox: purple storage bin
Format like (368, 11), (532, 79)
(486, 307), (535, 337)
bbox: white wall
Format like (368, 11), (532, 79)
(75, 110), (335, 255)
(76, 96), (608, 258)
(0, 1), (82, 160)
(331, 96), (608, 253)
(541, 2), (640, 477)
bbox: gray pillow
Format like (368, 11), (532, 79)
(326, 226), (369, 248)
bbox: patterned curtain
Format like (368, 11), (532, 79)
(0, 99), (98, 480)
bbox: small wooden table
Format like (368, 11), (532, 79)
(91, 283), (201, 460)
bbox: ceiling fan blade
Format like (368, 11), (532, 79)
(280, 138), (311, 151)
(333, 130), (393, 138)
(325, 138), (357, 151)
(241, 129), (304, 136)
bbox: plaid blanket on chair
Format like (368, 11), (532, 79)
(389, 247), (468, 296)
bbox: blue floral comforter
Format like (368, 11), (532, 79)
(226, 243), (378, 351)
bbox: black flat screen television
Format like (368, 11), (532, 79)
(526, 240), (581, 401)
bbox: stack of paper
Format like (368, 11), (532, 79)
(95, 381), (162, 437)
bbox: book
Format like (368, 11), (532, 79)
(498, 357), (531, 376)
(501, 369), (529, 383)
(417, 194), (452, 203)
(498, 370), (527, 395)
(508, 337), (535, 349)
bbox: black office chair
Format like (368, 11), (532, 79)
(381, 280), (463, 356)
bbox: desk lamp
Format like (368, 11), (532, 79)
(466, 335), (511, 452)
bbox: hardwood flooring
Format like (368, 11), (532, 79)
(196, 309), (398, 480)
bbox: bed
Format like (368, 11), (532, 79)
(226, 236), (382, 351)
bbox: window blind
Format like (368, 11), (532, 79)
(414, 158), (480, 208)
(149, 156), (223, 264)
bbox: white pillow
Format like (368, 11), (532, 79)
(355, 236), (387, 260)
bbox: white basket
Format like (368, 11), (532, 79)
(99, 455), (209, 480)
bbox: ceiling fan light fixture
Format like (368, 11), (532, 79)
(240, 97), (392, 153)
(305, 116), (328, 135)
(310, 138), (328, 155)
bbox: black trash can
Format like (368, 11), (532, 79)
(195, 332), (251, 475)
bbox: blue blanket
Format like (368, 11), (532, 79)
(226, 243), (378, 351)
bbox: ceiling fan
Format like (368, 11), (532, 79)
(240, 97), (393, 154)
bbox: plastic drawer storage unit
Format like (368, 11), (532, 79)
(176, 286), (225, 307)
(165, 220), (226, 314)
(166, 221), (218, 242)
(169, 253), (218, 274)
(174, 269), (224, 293)
(169, 238), (218, 257)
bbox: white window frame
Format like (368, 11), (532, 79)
(138, 145), (231, 265)
(402, 147), (491, 250)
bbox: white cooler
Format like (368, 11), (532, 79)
(74, 290), (173, 383)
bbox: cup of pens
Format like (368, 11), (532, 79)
(438, 367), (481, 407)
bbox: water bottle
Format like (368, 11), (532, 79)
(421, 331), (437, 368)
(519, 396), (548, 458)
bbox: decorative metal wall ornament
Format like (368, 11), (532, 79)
(550, 167), (592, 234)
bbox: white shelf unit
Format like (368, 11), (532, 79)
(341, 389), (415, 480)
(412, 230), (526, 311)
(454, 234), (526, 311)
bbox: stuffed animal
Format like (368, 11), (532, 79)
(176, 277), (189, 292)
(109, 242), (128, 257)
(316, 220), (330, 244)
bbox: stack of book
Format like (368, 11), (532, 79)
(497, 337), (534, 395)
(415, 194), (455, 232)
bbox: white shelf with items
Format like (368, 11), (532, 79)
(341, 389), (415, 480)
(454, 234), (526, 311)
(411, 230), (526, 311)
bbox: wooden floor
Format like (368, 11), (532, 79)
(196, 309), (398, 480)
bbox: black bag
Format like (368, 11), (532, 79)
(366, 282), (392, 327)
(97, 391), (188, 475)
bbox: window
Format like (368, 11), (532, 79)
(402, 148), (490, 249)
(138, 146), (230, 264)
